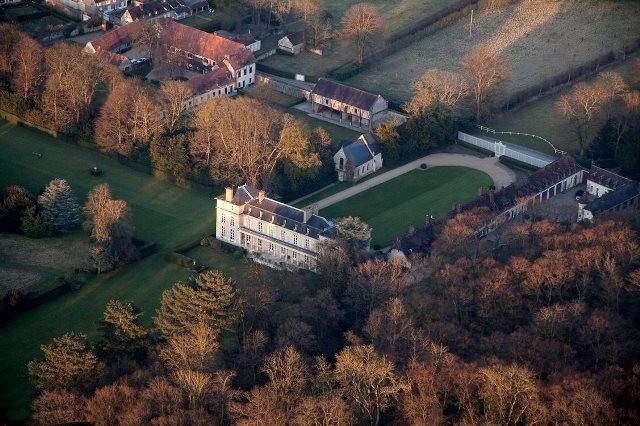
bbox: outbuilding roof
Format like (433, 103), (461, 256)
(339, 133), (381, 167)
(311, 78), (384, 111)
(586, 181), (639, 214)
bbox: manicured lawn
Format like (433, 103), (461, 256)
(0, 121), (247, 421)
(320, 167), (492, 247)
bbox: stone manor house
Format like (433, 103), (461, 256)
(215, 185), (334, 271)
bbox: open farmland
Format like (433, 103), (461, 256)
(347, 0), (640, 104)
(485, 56), (638, 154)
(261, 0), (456, 78)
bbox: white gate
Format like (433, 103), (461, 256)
(457, 131), (555, 169)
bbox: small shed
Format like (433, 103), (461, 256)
(278, 31), (305, 55)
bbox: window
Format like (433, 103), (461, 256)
(257, 239), (262, 248)
(292, 252), (297, 260)
(293, 235), (298, 246)
(249, 65), (253, 73)
(258, 222), (263, 233)
(221, 225), (226, 236)
(269, 242), (274, 252)
(221, 213), (226, 223)
(304, 239), (309, 249)
(281, 230), (286, 241)
(244, 68), (247, 76)
(269, 226), (274, 237)
(281, 247), (285, 256)
(304, 255), (309, 263)
(230, 217), (235, 227)
(246, 235), (251, 245)
(230, 229), (235, 241)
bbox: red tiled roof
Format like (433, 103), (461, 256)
(88, 19), (255, 69)
(89, 20), (142, 53)
(164, 20), (254, 68)
(186, 67), (234, 95)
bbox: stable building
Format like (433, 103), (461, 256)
(578, 167), (639, 221)
(215, 185), (334, 271)
(310, 78), (388, 130)
(333, 133), (383, 182)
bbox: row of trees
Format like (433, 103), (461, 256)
(25, 212), (640, 424)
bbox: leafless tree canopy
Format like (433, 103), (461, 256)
(460, 43), (508, 123)
(406, 69), (468, 115)
(341, 3), (383, 64)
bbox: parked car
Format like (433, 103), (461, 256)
(575, 189), (584, 201)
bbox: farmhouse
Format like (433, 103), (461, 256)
(84, 19), (256, 89)
(45, 0), (126, 20)
(119, 0), (209, 25)
(333, 133), (383, 182)
(310, 78), (388, 130)
(278, 31), (305, 55)
(215, 185), (334, 271)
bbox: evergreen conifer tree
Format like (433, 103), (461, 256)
(20, 205), (52, 238)
(38, 179), (81, 232)
(155, 270), (238, 339)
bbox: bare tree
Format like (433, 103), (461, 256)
(158, 80), (192, 135)
(460, 43), (508, 123)
(189, 97), (314, 187)
(406, 69), (468, 115)
(556, 80), (610, 156)
(341, 3), (383, 64)
(10, 34), (45, 101)
(334, 344), (402, 426)
(0, 23), (21, 73)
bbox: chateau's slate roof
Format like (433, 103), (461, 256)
(218, 184), (333, 239)
(311, 78), (383, 111)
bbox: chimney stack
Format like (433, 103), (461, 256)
(258, 190), (265, 203)
(225, 187), (233, 202)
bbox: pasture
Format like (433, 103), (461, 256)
(485, 56), (638, 154)
(261, 0), (456, 79)
(347, 0), (640, 104)
(319, 166), (493, 247)
(0, 120), (246, 421)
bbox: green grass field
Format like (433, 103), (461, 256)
(261, 0), (456, 79)
(319, 167), (492, 247)
(486, 56), (638, 155)
(0, 121), (247, 421)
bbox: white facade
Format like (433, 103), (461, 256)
(182, 82), (236, 111)
(586, 180), (613, 197)
(227, 61), (255, 89)
(215, 187), (332, 271)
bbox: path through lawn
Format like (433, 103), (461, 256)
(320, 167), (492, 247)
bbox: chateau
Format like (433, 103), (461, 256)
(215, 185), (334, 271)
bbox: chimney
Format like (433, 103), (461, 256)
(258, 190), (265, 203)
(225, 187), (233, 202)
(259, 211), (263, 219)
(271, 215), (275, 223)
(302, 204), (318, 223)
